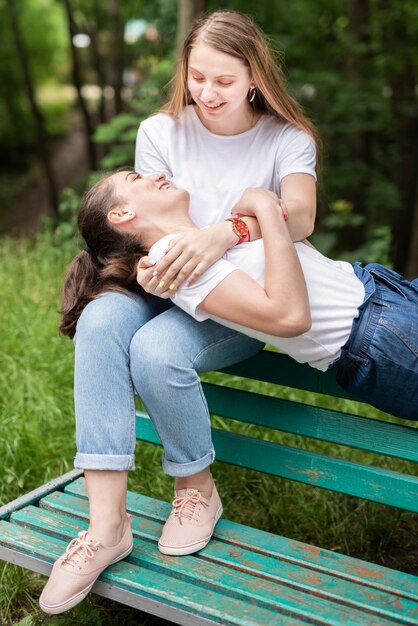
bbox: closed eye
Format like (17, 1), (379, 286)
(125, 172), (141, 182)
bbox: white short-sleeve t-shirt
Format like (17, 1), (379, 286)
(149, 236), (365, 372)
(135, 105), (317, 227)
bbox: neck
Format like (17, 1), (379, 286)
(140, 216), (197, 252)
(194, 103), (258, 136)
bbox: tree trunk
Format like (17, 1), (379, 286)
(342, 0), (372, 249)
(176, 0), (206, 59)
(89, 2), (107, 125)
(108, 0), (124, 115)
(405, 176), (418, 278)
(5, 0), (59, 215)
(378, 0), (418, 275)
(62, 0), (97, 170)
(389, 64), (418, 275)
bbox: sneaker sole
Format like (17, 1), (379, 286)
(158, 505), (223, 556)
(39, 543), (133, 615)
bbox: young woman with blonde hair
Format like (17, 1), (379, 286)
(40, 10), (319, 614)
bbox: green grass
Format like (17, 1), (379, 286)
(0, 232), (417, 625)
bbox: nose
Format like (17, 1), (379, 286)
(149, 172), (166, 183)
(200, 82), (217, 101)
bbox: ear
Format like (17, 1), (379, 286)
(107, 208), (135, 225)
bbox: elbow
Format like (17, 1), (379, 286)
(302, 212), (315, 239)
(296, 205), (316, 240)
(285, 311), (311, 337)
(269, 311), (311, 338)
(294, 311), (312, 336)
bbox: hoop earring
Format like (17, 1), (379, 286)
(248, 87), (257, 103)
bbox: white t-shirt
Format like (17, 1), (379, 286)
(135, 105), (317, 226)
(149, 236), (365, 372)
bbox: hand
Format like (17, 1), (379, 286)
(137, 227), (232, 295)
(136, 256), (174, 298)
(232, 188), (288, 220)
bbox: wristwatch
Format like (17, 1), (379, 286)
(226, 216), (250, 244)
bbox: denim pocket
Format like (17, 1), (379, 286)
(367, 264), (407, 299)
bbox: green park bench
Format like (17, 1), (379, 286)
(0, 350), (417, 625)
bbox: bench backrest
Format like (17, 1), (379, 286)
(136, 351), (418, 513)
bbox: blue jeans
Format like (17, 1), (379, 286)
(73, 292), (263, 474)
(332, 263), (418, 421)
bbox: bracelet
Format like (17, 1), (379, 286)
(226, 216), (250, 244)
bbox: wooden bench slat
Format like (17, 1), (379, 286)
(203, 383), (418, 461)
(135, 415), (418, 511)
(220, 351), (358, 399)
(0, 521), (301, 626)
(16, 495), (418, 624)
(0, 469), (83, 521)
(64, 480), (418, 599)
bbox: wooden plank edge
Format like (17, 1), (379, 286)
(8, 510), (418, 626)
(0, 470), (84, 521)
(0, 546), (219, 626)
(202, 383), (418, 462)
(61, 480), (418, 600)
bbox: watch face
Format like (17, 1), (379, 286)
(229, 217), (249, 243)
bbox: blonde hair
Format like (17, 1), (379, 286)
(162, 10), (320, 150)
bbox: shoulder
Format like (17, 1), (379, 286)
(264, 116), (314, 146)
(148, 235), (178, 262)
(281, 123), (316, 148)
(255, 115), (315, 152)
(139, 106), (194, 135)
(139, 111), (176, 137)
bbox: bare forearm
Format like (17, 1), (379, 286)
(256, 205), (310, 332)
(241, 200), (315, 243)
(199, 191), (311, 336)
(283, 199), (315, 241)
(280, 173), (317, 241)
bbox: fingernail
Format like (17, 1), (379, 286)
(158, 280), (165, 288)
(148, 258), (156, 266)
(152, 270), (158, 277)
(169, 283), (176, 291)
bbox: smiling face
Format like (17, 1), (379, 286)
(106, 171), (191, 248)
(187, 41), (254, 134)
(112, 171), (190, 217)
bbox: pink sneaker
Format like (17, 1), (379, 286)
(158, 485), (223, 556)
(39, 515), (133, 614)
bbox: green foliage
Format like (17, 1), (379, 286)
(38, 89), (74, 137)
(311, 196), (393, 264)
(54, 170), (105, 249)
(94, 57), (173, 170)
(205, 0), (415, 266)
(0, 0), (69, 164)
(1, 0), (417, 267)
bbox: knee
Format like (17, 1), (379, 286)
(75, 292), (146, 344)
(131, 323), (187, 388)
(131, 325), (173, 373)
(76, 294), (120, 338)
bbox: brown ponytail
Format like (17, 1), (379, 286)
(59, 174), (148, 339)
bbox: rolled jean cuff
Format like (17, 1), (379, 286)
(74, 453), (135, 471)
(162, 449), (215, 477)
